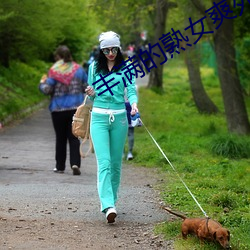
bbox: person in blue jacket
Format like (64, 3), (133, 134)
(86, 31), (139, 223)
(39, 45), (87, 175)
(125, 101), (135, 160)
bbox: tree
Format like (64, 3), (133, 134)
(148, 0), (177, 90)
(91, 0), (156, 47)
(0, 0), (98, 66)
(191, 0), (250, 134)
(235, 3), (250, 96)
(184, 1), (219, 114)
(185, 34), (219, 114)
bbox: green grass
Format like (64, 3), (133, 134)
(1, 58), (249, 249)
(0, 60), (50, 123)
(128, 59), (250, 250)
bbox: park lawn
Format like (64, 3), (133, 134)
(129, 59), (250, 250)
(0, 58), (249, 249)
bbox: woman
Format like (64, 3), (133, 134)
(86, 31), (138, 223)
(39, 45), (88, 175)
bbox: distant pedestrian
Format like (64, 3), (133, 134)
(39, 45), (88, 175)
(85, 46), (99, 72)
(124, 84), (139, 161)
(85, 31), (139, 223)
(125, 101), (135, 160)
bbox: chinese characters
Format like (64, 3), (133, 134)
(93, 1), (247, 95)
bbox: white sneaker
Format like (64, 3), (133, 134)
(105, 207), (117, 223)
(53, 168), (64, 173)
(127, 152), (133, 160)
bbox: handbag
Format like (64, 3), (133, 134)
(72, 95), (93, 158)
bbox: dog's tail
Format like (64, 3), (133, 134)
(162, 206), (187, 220)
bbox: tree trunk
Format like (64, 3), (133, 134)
(186, 44), (219, 114)
(191, 0), (250, 134)
(0, 34), (10, 68)
(148, 0), (168, 89)
(214, 14), (250, 134)
(185, 23), (219, 114)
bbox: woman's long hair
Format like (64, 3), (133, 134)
(95, 48), (124, 75)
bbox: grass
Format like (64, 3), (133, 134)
(1, 58), (249, 249)
(128, 59), (250, 250)
(0, 60), (50, 123)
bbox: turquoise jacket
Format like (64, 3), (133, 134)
(87, 62), (138, 110)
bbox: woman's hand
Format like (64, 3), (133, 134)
(40, 74), (47, 83)
(85, 86), (96, 97)
(131, 103), (138, 116)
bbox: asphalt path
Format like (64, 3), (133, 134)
(0, 74), (174, 249)
(0, 104), (166, 223)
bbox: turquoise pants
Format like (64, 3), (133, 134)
(90, 111), (128, 212)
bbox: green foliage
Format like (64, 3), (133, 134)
(210, 135), (250, 159)
(0, 0), (99, 66)
(0, 60), (49, 122)
(235, 3), (250, 40)
(129, 59), (250, 249)
(236, 37), (250, 95)
(210, 191), (238, 210)
(92, 0), (156, 45)
(154, 221), (181, 240)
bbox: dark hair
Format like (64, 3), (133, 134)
(54, 45), (73, 63)
(95, 48), (124, 75)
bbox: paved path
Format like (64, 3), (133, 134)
(136, 74), (149, 88)
(0, 74), (173, 249)
(0, 107), (165, 223)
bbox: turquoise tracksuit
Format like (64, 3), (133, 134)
(88, 62), (138, 212)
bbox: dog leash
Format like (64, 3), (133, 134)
(139, 118), (209, 218)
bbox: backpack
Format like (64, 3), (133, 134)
(72, 95), (94, 158)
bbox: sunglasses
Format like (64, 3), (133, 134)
(102, 47), (119, 55)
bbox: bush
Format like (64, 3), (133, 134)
(0, 60), (49, 122)
(210, 191), (237, 209)
(210, 135), (250, 159)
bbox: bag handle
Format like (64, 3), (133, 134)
(79, 137), (94, 158)
(79, 113), (94, 158)
(79, 96), (94, 158)
(79, 61), (95, 158)
(83, 94), (88, 105)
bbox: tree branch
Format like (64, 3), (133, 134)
(190, 0), (216, 36)
(167, 1), (178, 9)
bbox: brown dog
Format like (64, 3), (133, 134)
(162, 207), (231, 249)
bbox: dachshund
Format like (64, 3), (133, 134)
(162, 206), (231, 249)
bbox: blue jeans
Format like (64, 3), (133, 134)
(90, 111), (128, 212)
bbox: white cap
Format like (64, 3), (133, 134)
(99, 31), (121, 49)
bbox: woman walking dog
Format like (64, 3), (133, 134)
(86, 31), (138, 223)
